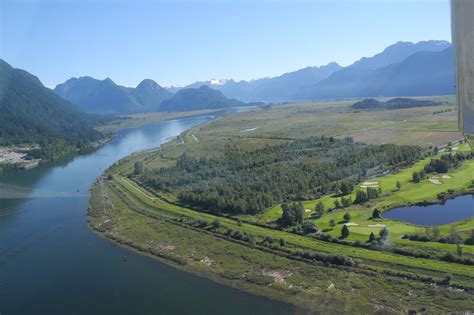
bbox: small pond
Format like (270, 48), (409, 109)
(383, 194), (474, 226)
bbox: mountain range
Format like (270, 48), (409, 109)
(51, 40), (454, 113)
(176, 62), (343, 103)
(297, 46), (454, 100)
(54, 76), (173, 114)
(167, 40), (453, 102)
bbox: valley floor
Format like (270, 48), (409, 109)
(88, 98), (474, 314)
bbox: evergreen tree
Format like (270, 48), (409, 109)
(396, 181), (401, 190)
(369, 232), (376, 242)
(372, 208), (381, 219)
(379, 227), (389, 240)
(341, 225), (350, 238)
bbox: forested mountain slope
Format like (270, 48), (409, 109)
(0, 59), (103, 159)
(159, 85), (248, 111)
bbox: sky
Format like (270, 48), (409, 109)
(1, 0), (452, 88)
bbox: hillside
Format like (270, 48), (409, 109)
(159, 85), (248, 112)
(54, 77), (172, 114)
(0, 59), (102, 160)
(350, 40), (450, 70)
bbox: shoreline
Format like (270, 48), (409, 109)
(86, 220), (305, 314)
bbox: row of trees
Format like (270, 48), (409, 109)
(424, 152), (473, 174)
(354, 187), (381, 204)
(411, 152), (473, 183)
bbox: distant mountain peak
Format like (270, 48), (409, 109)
(199, 85), (214, 90)
(324, 61), (341, 68)
(160, 85), (245, 112)
(136, 79), (161, 90)
(102, 77), (115, 84)
(209, 79), (229, 86)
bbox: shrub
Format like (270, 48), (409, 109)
(343, 212), (351, 222)
(211, 219), (221, 229)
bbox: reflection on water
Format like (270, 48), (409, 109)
(0, 114), (296, 315)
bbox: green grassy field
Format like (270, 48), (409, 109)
(88, 97), (474, 313)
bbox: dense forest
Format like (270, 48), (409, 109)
(140, 136), (423, 215)
(0, 59), (105, 162)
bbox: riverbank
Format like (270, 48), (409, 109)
(0, 134), (114, 176)
(0, 110), (221, 177)
(88, 165), (474, 314)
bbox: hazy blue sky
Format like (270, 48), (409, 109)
(1, 0), (451, 88)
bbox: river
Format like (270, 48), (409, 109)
(0, 115), (298, 315)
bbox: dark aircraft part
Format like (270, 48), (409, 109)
(451, 0), (474, 148)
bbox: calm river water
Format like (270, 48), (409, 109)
(0, 115), (299, 315)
